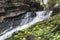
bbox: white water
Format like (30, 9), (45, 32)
(0, 11), (53, 40)
(40, 0), (48, 5)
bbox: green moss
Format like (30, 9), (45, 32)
(6, 13), (60, 40)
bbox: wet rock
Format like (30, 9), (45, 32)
(52, 7), (60, 16)
(0, 7), (5, 13)
(26, 35), (35, 40)
(0, 0), (44, 23)
(0, 0), (30, 22)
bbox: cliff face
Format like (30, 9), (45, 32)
(0, 0), (59, 22)
(0, 0), (30, 22)
(0, 0), (44, 22)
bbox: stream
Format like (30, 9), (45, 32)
(0, 11), (53, 40)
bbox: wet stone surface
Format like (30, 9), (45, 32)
(26, 35), (35, 40)
(0, 12), (36, 35)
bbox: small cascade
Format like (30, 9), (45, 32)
(0, 12), (36, 35)
(0, 11), (53, 40)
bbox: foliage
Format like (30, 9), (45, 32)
(49, 0), (60, 4)
(6, 13), (60, 40)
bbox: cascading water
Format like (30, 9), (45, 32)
(0, 0), (53, 40)
(0, 11), (53, 40)
(0, 12), (36, 35)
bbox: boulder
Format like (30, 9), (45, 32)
(0, 0), (44, 22)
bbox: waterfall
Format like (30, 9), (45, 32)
(40, 0), (48, 5)
(0, 11), (53, 40)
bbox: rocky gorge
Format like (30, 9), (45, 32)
(0, 0), (60, 40)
